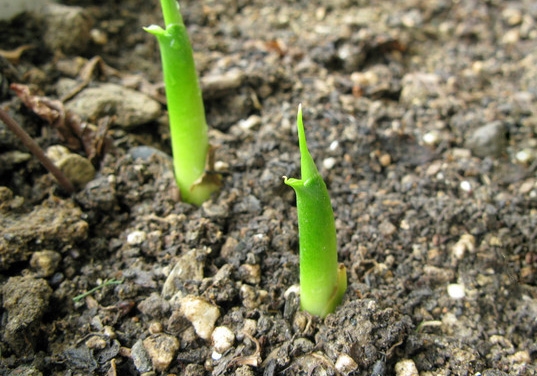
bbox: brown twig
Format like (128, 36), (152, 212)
(0, 107), (75, 194)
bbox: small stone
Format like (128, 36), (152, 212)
(238, 264), (261, 285)
(502, 28), (520, 44)
(238, 115), (262, 130)
(447, 283), (466, 299)
(516, 149), (535, 164)
(131, 340), (152, 373)
(466, 121), (507, 158)
(502, 8), (523, 26)
(179, 295), (220, 340)
(90, 28), (108, 45)
(143, 333), (180, 372)
(329, 140), (339, 151)
(240, 284), (268, 309)
(211, 326), (235, 354)
(423, 130), (441, 146)
(460, 180), (472, 193)
(400, 73), (441, 106)
(66, 83), (161, 128)
(103, 325), (116, 339)
(85, 336), (107, 350)
(508, 350), (531, 363)
(127, 230), (146, 245)
(162, 249), (206, 299)
(46, 145), (96, 188)
(451, 234), (475, 260)
(148, 322), (163, 334)
(335, 354), (358, 375)
(323, 157), (336, 170)
(379, 220), (397, 236)
(519, 179), (535, 194)
(30, 250), (61, 277)
(379, 153), (391, 167)
(42, 4), (92, 54)
(423, 265), (454, 283)
(395, 359), (418, 376)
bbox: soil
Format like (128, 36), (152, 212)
(1, 0), (537, 375)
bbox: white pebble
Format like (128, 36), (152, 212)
(335, 354), (358, 374)
(239, 115), (262, 130)
(451, 234), (475, 260)
(460, 180), (472, 192)
(180, 295), (220, 340)
(329, 140), (339, 151)
(395, 359), (418, 376)
(127, 230), (146, 245)
(323, 157), (336, 170)
(211, 326), (235, 354)
(516, 149), (534, 164)
(447, 283), (466, 299)
(423, 130), (440, 146)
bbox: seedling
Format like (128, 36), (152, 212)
(145, 0), (220, 206)
(72, 278), (124, 302)
(284, 105), (347, 317)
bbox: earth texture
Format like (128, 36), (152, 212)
(1, 0), (537, 375)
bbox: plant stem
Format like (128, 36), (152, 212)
(284, 105), (347, 317)
(145, 0), (219, 205)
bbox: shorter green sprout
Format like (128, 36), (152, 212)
(144, 0), (220, 206)
(284, 105), (347, 318)
(72, 279), (124, 302)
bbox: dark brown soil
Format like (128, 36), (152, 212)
(1, 0), (537, 375)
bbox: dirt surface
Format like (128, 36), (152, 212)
(1, 0), (537, 375)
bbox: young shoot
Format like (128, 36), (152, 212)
(284, 105), (347, 318)
(144, 0), (220, 206)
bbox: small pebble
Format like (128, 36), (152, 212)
(447, 283), (466, 299)
(323, 157), (336, 170)
(179, 295), (220, 340)
(238, 264), (261, 285)
(335, 354), (358, 375)
(127, 231), (146, 245)
(46, 145), (96, 188)
(240, 284), (268, 309)
(66, 83), (161, 128)
(85, 336), (107, 350)
(423, 130), (441, 146)
(90, 28), (108, 45)
(30, 250), (61, 277)
(460, 180), (472, 193)
(502, 8), (523, 26)
(395, 359), (418, 376)
(516, 149), (535, 164)
(211, 326), (235, 354)
(451, 234), (475, 260)
(379, 153), (391, 167)
(131, 340), (152, 373)
(103, 325), (116, 339)
(238, 115), (262, 130)
(148, 322), (163, 334)
(143, 333), (180, 372)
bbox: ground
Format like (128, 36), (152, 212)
(0, 0), (536, 375)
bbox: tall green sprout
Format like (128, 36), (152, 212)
(145, 0), (220, 205)
(284, 105), (347, 317)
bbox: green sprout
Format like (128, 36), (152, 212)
(284, 105), (347, 317)
(72, 278), (124, 302)
(144, 0), (220, 206)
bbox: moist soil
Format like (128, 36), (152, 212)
(1, 0), (537, 375)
